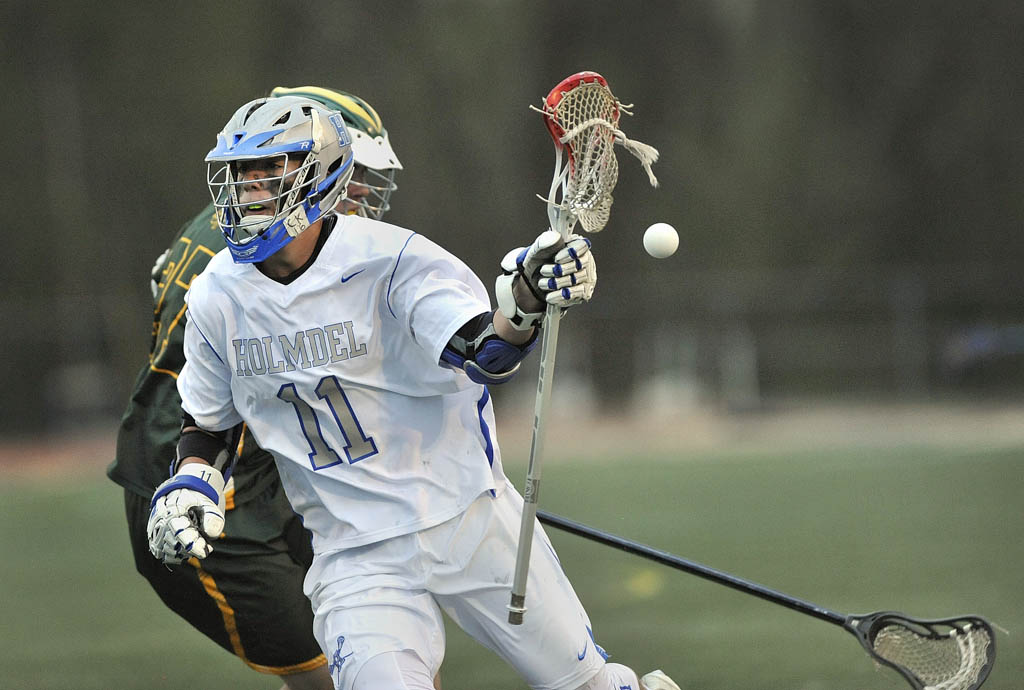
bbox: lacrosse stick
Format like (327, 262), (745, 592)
(507, 71), (659, 625)
(537, 510), (996, 690)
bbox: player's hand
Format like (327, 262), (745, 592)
(147, 463), (226, 564)
(495, 230), (597, 330)
(535, 233), (596, 308)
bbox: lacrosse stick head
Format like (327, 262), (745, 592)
(537, 71), (658, 234)
(845, 612), (995, 690)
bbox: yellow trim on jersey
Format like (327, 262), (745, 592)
(188, 556), (247, 660)
(151, 303), (188, 370)
(148, 365), (179, 379)
(187, 557), (327, 675)
(150, 230), (218, 372)
(174, 242), (217, 290)
(222, 426), (248, 511)
(152, 237), (186, 316)
(150, 232), (218, 380)
(223, 486), (235, 511)
(236, 424), (247, 457)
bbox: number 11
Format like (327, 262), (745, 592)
(277, 375), (378, 470)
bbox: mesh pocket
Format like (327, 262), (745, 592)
(871, 618), (992, 690)
(553, 82), (621, 232)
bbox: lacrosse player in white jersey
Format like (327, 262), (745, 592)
(146, 95), (680, 690)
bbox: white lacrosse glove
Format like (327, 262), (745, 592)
(495, 229), (597, 330)
(147, 463), (226, 565)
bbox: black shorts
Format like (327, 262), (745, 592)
(125, 481), (325, 675)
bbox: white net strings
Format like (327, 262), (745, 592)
(532, 80), (659, 233)
(872, 620), (992, 690)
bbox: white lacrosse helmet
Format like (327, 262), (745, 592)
(270, 86), (402, 219)
(206, 96), (355, 263)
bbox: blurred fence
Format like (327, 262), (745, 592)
(0, 291), (147, 435)
(9, 263), (1020, 437)
(550, 262), (1024, 416)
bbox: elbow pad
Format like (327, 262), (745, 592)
(442, 312), (539, 385)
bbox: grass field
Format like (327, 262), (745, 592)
(1, 416), (1021, 689)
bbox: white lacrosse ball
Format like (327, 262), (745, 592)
(643, 223), (678, 259)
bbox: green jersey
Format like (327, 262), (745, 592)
(108, 204), (279, 504)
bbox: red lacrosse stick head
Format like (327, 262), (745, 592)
(542, 71), (617, 148)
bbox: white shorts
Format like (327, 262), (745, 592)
(306, 481), (607, 690)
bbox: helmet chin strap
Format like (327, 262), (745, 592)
(235, 214), (274, 240)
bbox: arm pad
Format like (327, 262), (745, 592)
(441, 312), (539, 384)
(174, 412), (243, 477)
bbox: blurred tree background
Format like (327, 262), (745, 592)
(2, 0), (1022, 436)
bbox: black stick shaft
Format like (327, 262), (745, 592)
(537, 510), (847, 626)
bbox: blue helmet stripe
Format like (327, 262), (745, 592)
(207, 128), (315, 160)
(315, 154), (353, 195)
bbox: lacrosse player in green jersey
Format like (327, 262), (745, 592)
(107, 87), (413, 690)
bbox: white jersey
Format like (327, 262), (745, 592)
(178, 214), (506, 552)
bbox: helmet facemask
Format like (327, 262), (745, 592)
(344, 164), (398, 220)
(209, 152), (321, 244)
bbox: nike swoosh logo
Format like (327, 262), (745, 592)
(577, 638), (587, 660)
(340, 269), (365, 283)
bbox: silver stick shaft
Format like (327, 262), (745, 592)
(508, 304), (562, 624)
(508, 145), (572, 625)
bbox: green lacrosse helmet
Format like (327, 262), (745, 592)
(271, 86), (401, 219)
